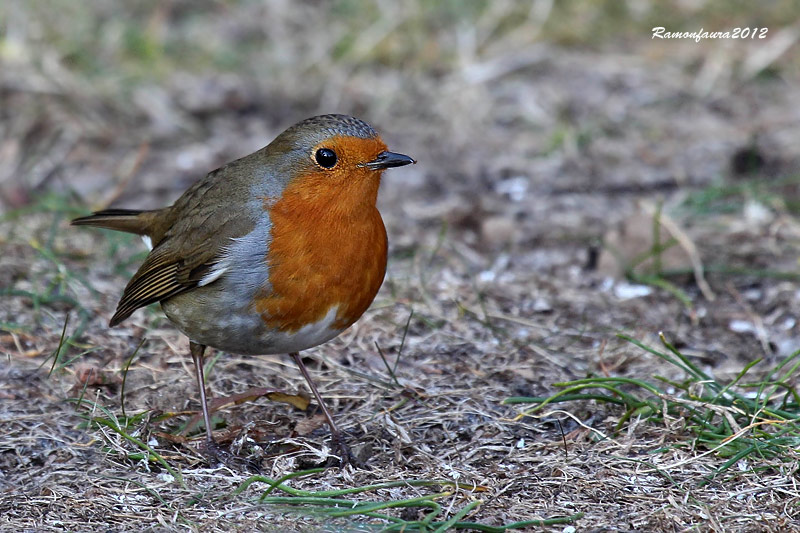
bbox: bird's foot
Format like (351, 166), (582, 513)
(201, 438), (260, 473)
(201, 437), (233, 465)
(329, 433), (367, 469)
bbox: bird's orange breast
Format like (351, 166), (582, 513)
(255, 165), (388, 334)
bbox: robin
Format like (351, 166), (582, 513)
(72, 114), (415, 465)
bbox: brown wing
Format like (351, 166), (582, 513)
(109, 166), (260, 327)
(109, 248), (209, 326)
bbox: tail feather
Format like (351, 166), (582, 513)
(71, 209), (152, 235)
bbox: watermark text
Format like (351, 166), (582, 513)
(652, 27), (768, 43)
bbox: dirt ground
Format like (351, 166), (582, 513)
(3, 2), (800, 532)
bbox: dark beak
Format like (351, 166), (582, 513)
(366, 151), (416, 170)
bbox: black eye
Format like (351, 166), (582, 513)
(315, 148), (337, 169)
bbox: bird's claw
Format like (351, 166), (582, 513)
(329, 433), (367, 469)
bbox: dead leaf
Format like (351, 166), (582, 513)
(180, 387), (310, 435)
(294, 414), (326, 436)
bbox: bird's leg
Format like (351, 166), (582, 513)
(289, 352), (361, 467)
(188, 342), (261, 471)
(190, 342), (214, 443)
(190, 341), (231, 463)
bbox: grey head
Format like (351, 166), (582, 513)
(256, 115), (382, 191)
(261, 115), (365, 177)
(244, 114), (413, 199)
(282, 114), (379, 143)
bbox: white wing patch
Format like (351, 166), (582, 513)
(198, 260), (230, 286)
(198, 237), (237, 287)
(141, 235), (153, 250)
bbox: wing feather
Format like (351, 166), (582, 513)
(107, 163), (266, 327)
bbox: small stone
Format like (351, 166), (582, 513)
(481, 215), (516, 245)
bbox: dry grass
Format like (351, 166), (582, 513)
(3, 1), (800, 531)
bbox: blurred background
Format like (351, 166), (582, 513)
(3, 0), (799, 236)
